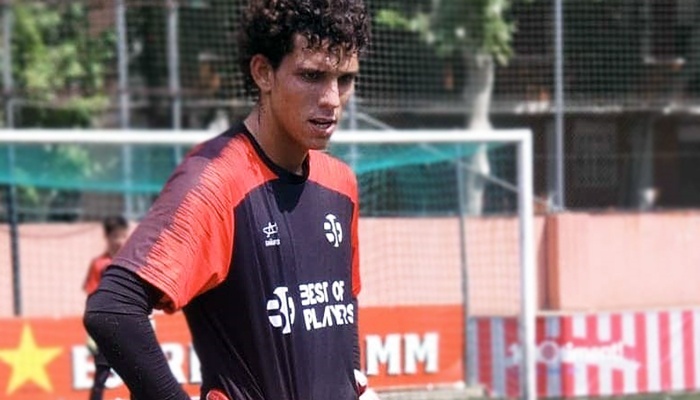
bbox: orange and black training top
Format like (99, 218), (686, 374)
(112, 123), (361, 400)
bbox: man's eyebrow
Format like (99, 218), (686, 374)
(296, 66), (325, 74)
(294, 60), (359, 74)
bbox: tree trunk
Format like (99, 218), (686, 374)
(463, 51), (495, 215)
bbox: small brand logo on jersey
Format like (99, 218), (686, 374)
(323, 213), (343, 247)
(263, 222), (280, 247)
(266, 286), (296, 334)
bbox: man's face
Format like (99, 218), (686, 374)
(266, 35), (359, 151)
(106, 228), (128, 255)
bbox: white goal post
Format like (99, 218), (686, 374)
(0, 128), (535, 400)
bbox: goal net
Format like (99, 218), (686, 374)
(0, 128), (535, 400)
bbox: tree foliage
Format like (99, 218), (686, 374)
(8, 2), (115, 127)
(376, 0), (518, 65)
(1, 3), (117, 221)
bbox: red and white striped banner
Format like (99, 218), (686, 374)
(471, 309), (700, 398)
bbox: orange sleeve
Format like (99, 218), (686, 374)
(113, 152), (237, 312)
(84, 255), (111, 295)
(83, 260), (100, 295)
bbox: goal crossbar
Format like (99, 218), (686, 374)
(0, 128), (530, 145)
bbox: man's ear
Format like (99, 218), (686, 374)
(250, 54), (273, 94)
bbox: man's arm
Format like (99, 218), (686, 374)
(83, 266), (190, 400)
(353, 296), (361, 370)
(353, 298), (382, 400)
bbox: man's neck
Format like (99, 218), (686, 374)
(244, 109), (307, 175)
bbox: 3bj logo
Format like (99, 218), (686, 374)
(323, 213), (343, 247)
(267, 286), (296, 334)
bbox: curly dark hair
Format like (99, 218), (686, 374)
(238, 0), (371, 97)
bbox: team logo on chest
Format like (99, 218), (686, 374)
(323, 213), (343, 247)
(266, 287), (295, 334)
(262, 221), (280, 247)
(266, 282), (355, 334)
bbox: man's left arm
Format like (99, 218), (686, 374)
(353, 298), (381, 400)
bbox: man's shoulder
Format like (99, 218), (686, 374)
(178, 123), (257, 183)
(310, 150), (355, 176)
(175, 123), (275, 205)
(309, 150), (358, 199)
(188, 123), (249, 161)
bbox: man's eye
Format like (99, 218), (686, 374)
(301, 71), (322, 81)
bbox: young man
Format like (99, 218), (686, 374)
(83, 0), (376, 399)
(83, 216), (129, 400)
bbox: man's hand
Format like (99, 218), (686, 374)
(354, 369), (380, 399)
(359, 388), (381, 400)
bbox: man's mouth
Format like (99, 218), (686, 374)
(309, 118), (336, 130)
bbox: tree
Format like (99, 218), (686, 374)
(9, 2), (115, 128)
(1, 2), (116, 220)
(377, 0), (519, 214)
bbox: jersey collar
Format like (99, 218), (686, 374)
(238, 122), (310, 184)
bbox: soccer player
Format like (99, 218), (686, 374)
(83, 0), (378, 399)
(82, 215), (129, 400)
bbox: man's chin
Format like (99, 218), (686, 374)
(308, 137), (332, 151)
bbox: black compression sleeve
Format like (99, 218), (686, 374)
(83, 267), (190, 400)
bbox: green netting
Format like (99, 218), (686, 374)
(0, 141), (501, 193)
(328, 142), (498, 175)
(0, 139), (517, 220)
(0, 143), (188, 193)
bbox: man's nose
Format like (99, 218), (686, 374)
(319, 80), (341, 108)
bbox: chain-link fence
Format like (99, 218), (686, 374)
(1, 0), (700, 211)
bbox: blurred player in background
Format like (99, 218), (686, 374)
(83, 215), (129, 400)
(84, 0), (379, 399)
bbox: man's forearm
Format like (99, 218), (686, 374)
(83, 267), (189, 400)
